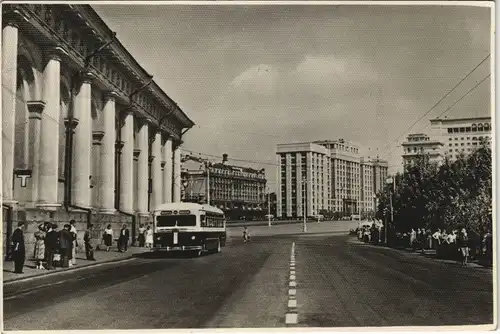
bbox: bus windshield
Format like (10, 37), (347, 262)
(156, 215), (197, 227)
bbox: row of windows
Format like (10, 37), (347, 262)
(447, 123), (490, 133)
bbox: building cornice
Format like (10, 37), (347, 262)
(10, 3), (194, 141)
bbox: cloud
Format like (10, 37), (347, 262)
(230, 64), (280, 96)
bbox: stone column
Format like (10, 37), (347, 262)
(91, 131), (104, 207)
(173, 143), (182, 202)
(38, 47), (66, 209)
(99, 92), (117, 213)
(136, 120), (149, 213)
(2, 20), (19, 204)
(133, 148), (141, 212)
(162, 137), (173, 203)
(27, 101), (45, 203)
(72, 72), (94, 208)
(151, 130), (162, 209)
(119, 110), (134, 213)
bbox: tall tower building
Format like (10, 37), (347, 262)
(276, 142), (331, 218)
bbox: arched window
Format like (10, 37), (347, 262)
(478, 123), (484, 131)
(472, 124), (477, 131)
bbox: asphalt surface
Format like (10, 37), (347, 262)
(3, 231), (494, 330)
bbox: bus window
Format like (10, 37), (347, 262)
(157, 215), (196, 227)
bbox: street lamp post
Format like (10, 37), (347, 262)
(267, 189), (271, 227)
(385, 176), (395, 245)
(205, 161), (210, 206)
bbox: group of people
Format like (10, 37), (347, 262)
(10, 219), (96, 274)
(401, 227), (493, 266)
(102, 224), (154, 250)
(9, 221), (160, 274)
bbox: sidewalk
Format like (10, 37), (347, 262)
(3, 245), (151, 283)
(351, 237), (492, 269)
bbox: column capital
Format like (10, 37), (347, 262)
(133, 148), (141, 161)
(79, 71), (95, 85)
(27, 100), (46, 119)
(64, 117), (79, 130)
(45, 46), (68, 63)
(104, 91), (119, 101)
(3, 8), (30, 28)
(115, 140), (124, 153)
(92, 131), (105, 145)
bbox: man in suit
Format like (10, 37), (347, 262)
(45, 224), (59, 270)
(59, 224), (74, 268)
(84, 224), (96, 261)
(12, 222), (26, 274)
(118, 224), (130, 252)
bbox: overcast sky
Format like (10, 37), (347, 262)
(94, 3), (492, 190)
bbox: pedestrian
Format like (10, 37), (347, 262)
(458, 228), (469, 266)
(12, 222), (26, 274)
(69, 220), (78, 265)
(118, 224), (130, 252)
(34, 224), (46, 270)
(145, 225), (153, 248)
(410, 228), (417, 250)
(103, 224), (113, 252)
(84, 224), (96, 261)
(45, 224), (59, 270)
(59, 224), (74, 268)
(138, 224), (146, 247)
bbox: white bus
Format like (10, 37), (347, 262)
(152, 202), (226, 256)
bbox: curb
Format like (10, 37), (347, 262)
(3, 252), (145, 285)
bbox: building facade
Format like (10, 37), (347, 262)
(314, 140), (361, 215)
(2, 4), (194, 255)
(402, 134), (444, 167)
(276, 140), (388, 219)
(276, 143), (331, 218)
(182, 155), (267, 220)
(430, 116), (492, 160)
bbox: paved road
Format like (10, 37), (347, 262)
(4, 232), (493, 330)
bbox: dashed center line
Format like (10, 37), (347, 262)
(286, 241), (299, 326)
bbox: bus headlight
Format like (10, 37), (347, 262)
(191, 236), (196, 240)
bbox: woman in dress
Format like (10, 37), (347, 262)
(34, 224), (46, 269)
(145, 226), (153, 248)
(103, 224), (113, 252)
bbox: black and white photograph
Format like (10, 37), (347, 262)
(1, 1), (495, 331)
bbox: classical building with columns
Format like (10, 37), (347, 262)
(2, 4), (194, 256)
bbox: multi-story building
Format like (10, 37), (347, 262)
(276, 140), (388, 218)
(182, 154), (267, 219)
(360, 157), (389, 216)
(430, 116), (492, 160)
(276, 143), (331, 218)
(402, 134), (444, 167)
(2, 4), (195, 256)
(314, 139), (361, 215)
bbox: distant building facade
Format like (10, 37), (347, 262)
(276, 140), (388, 218)
(401, 116), (492, 167)
(276, 142), (331, 218)
(182, 154), (267, 219)
(430, 116), (492, 160)
(402, 134), (444, 167)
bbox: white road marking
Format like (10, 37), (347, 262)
(285, 313), (298, 324)
(289, 281), (296, 287)
(290, 274), (296, 280)
(288, 288), (296, 296)
(290, 270), (295, 275)
(288, 299), (297, 308)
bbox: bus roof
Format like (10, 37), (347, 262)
(153, 202), (224, 214)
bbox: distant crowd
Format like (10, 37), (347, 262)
(355, 223), (493, 266)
